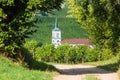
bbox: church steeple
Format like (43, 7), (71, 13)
(52, 17), (61, 47)
(53, 17), (60, 31)
(55, 17), (58, 28)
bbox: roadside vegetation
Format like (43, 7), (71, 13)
(118, 69), (120, 79)
(82, 75), (99, 80)
(24, 40), (120, 79)
(0, 56), (52, 80)
(24, 41), (117, 64)
(85, 56), (120, 79)
(0, 1), (120, 80)
(85, 56), (120, 72)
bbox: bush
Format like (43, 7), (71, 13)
(85, 48), (99, 62)
(55, 44), (70, 63)
(35, 44), (55, 62)
(23, 40), (109, 64)
(35, 44), (100, 64)
(101, 49), (114, 60)
(76, 45), (89, 63)
(68, 46), (76, 64)
(25, 43), (116, 64)
(23, 40), (37, 58)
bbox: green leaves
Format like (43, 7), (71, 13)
(34, 44), (99, 63)
(66, 0), (120, 54)
(0, 0), (63, 59)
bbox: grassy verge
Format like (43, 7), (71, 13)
(85, 56), (120, 80)
(118, 69), (120, 79)
(0, 56), (52, 80)
(85, 56), (119, 72)
(82, 75), (99, 80)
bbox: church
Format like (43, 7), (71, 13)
(52, 18), (93, 47)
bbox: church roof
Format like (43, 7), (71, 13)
(61, 38), (93, 45)
(53, 17), (60, 31)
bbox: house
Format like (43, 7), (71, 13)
(61, 38), (93, 48)
(52, 18), (93, 47)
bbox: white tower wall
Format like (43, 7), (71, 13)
(52, 18), (61, 47)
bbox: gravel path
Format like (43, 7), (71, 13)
(53, 64), (119, 80)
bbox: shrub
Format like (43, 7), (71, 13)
(76, 45), (89, 63)
(55, 44), (70, 63)
(68, 46), (76, 64)
(85, 48), (98, 62)
(35, 44), (55, 62)
(101, 49), (114, 60)
(23, 40), (37, 58)
(25, 41), (103, 64)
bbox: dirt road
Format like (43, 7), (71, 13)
(53, 64), (119, 80)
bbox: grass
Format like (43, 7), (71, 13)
(85, 56), (120, 72)
(0, 56), (53, 80)
(118, 69), (120, 79)
(85, 56), (120, 80)
(82, 75), (99, 80)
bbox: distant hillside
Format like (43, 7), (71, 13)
(27, 6), (87, 44)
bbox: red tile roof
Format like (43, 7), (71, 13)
(61, 38), (93, 45)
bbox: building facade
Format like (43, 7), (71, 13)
(52, 18), (61, 47)
(52, 18), (93, 47)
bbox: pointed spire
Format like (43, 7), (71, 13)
(53, 17), (60, 31)
(55, 17), (58, 28)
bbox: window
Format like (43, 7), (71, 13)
(57, 40), (59, 42)
(56, 33), (59, 38)
(52, 40), (54, 42)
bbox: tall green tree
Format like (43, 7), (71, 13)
(0, 0), (63, 57)
(66, 0), (120, 54)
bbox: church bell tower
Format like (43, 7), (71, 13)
(52, 18), (61, 47)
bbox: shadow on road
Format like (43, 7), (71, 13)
(56, 66), (113, 75)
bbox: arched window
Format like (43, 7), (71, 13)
(57, 40), (59, 42)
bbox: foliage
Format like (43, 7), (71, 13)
(86, 57), (120, 79)
(101, 49), (114, 60)
(55, 44), (71, 63)
(68, 46), (76, 63)
(118, 68), (120, 79)
(66, 0), (120, 54)
(85, 48), (98, 62)
(23, 40), (37, 58)
(35, 44), (99, 64)
(85, 56), (119, 72)
(35, 44), (55, 62)
(0, 56), (52, 80)
(82, 75), (99, 80)
(0, 0), (63, 59)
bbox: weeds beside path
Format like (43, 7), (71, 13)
(53, 64), (119, 80)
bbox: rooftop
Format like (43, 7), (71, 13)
(61, 38), (93, 45)
(52, 17), (60, 31)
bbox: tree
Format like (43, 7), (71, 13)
(0, 0), (63, 58)
(66, 0), (120, 54)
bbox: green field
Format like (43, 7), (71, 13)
(27, 6), (87, 44)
